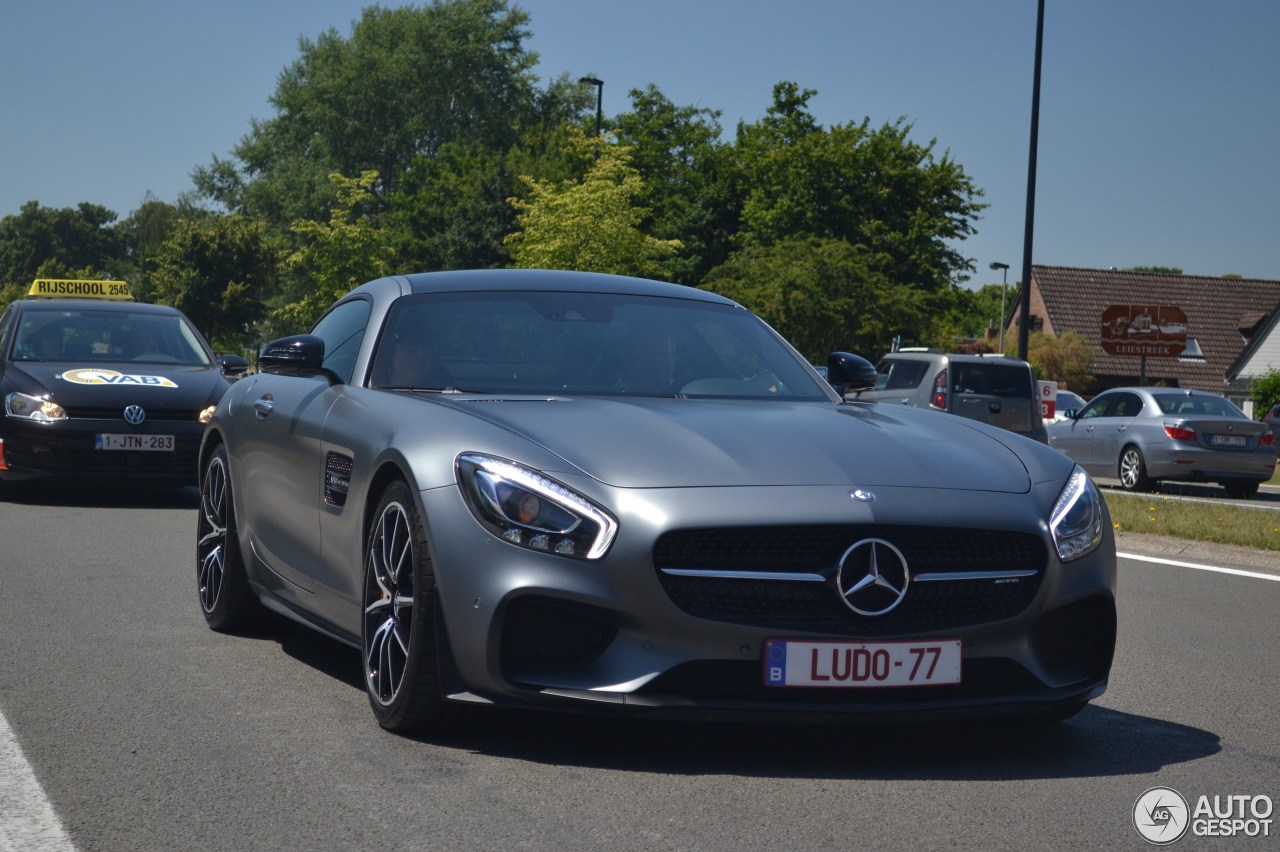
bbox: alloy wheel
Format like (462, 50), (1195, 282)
(197, 455), (228, 613)
(364, 501), (416, 707)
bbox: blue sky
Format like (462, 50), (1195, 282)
(3, 0), (1279, 288)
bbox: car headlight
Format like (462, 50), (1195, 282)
(5, 392), (67, 422)
(456, 453), (618, 560)
(199, 405), (217, 424)
(1050, 466), (1104, 562)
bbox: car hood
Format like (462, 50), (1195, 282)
(6, 361), (229, 407)
(448, 396), (1032, 491)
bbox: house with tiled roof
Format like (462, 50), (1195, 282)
(1004, 265), (1280, 414)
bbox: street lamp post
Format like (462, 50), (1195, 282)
(579, 76), (603, 138)
(990, 261), (1010, 352)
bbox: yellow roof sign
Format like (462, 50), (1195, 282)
(28, 279), (134, 300)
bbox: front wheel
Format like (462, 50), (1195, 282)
(1118, 446), (1153, 492)
(362, 480), (464, 735)
(196, 443), (262, 631)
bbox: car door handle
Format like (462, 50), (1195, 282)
(1085, 425), (1094, 432)
(254, 395), (274, 419)
(1117, 426), (1126, 432)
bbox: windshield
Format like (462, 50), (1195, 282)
(11, 308), (213, 367)
(370, 291), (831, 400)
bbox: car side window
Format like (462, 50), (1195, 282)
(310, 298), (372, 384)
(876, 359), (928, 391)
(1109, 392), (1144, 418)
(1078, 397), (1112, 419)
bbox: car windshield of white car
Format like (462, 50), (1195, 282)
(370, 291), (830, 400)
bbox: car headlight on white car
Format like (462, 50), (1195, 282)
(5, 392), (67, 422)
(456, 453), (618, 560)
(1050, 466), (1104, 562)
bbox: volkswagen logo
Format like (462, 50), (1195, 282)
(835, 538), (910, 616)
(123, 405), (146, 426)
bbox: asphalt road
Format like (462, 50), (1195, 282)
(1, 484), (1278, 851)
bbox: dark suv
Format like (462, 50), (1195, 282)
(855, 350), (1049, 443)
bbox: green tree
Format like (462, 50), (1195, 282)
(192, 0), (556, 228)
(276, 171), (395, 330)
(1021, 331), (1095, 391)
(0, 201), (123, 292)
(612, 85), (738, 284)
(732, 83), (985, 294)
(148, 214), (280, 348)
(702, 237), (938, 362)
(1250, 368), (1280, 415)
(505, 129), (681, 276)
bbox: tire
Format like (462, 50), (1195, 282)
(196, 443), (263, 631)
(1038, 700), (1088, 722)
(362, 480), (464, 735)
(1223, 479), (1260, 500)
(1118, 445), (1153, 492)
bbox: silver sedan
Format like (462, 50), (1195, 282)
(196, 270), (1116, 735)
(1047, 387), (1277, 498)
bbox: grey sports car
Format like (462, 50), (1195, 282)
(197, 269), (1116, 734)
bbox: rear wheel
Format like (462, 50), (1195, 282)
(1118, 446), (1153, 492)
(1223, 479), (1260, 499)
(362, 480), (464, 735)
(196, 444), (262, 631)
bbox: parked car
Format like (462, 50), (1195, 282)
(1047, 390), (1088, 424)
(196, 269), (1115, 735)
(853, 350), (1048, 443)
(1264, 403), (1280, 443)
(1046, 387), (1276, 498)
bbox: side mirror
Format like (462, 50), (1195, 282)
(257, 334), (338, 384)
(1061, 408), (1078, 420)
(218, 353), (251, 378)
(826, 351), (877, 394)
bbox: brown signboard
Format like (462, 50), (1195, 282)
(1099, 305), (1187, 357)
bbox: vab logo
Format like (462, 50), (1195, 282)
(1134, 787), (1190, 845)
(60, 368), (177, 389)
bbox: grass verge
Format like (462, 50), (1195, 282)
(1104, 491), (1280, 552)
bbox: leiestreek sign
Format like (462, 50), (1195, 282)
(1133, 786), (1273, 844)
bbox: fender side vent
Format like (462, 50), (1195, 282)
(324, 452), (353, 507)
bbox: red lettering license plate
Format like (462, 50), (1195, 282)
(763, 639), (961, 688)
(95, 433), (175, 451)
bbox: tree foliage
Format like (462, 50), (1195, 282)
(193, 0), (555, 227)
(0, 201), (123, 295)
(505, 129), (681, 277)
(1250, 368), (1280, 415)
(1021, 331), (1095, 391)
(277, 171), (395, 330)
(147, 215), (280, 348)
(702, 237), (939, 362)
(733, 83), (985, 294)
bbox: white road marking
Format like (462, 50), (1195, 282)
(0, 708), (76, 852)
(1118, 551), (1280, 582)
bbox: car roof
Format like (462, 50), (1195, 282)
(9, 299), (186, 316)
(395, 269), (737, 305)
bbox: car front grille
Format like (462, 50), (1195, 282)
(654, 525), (1047, 637)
